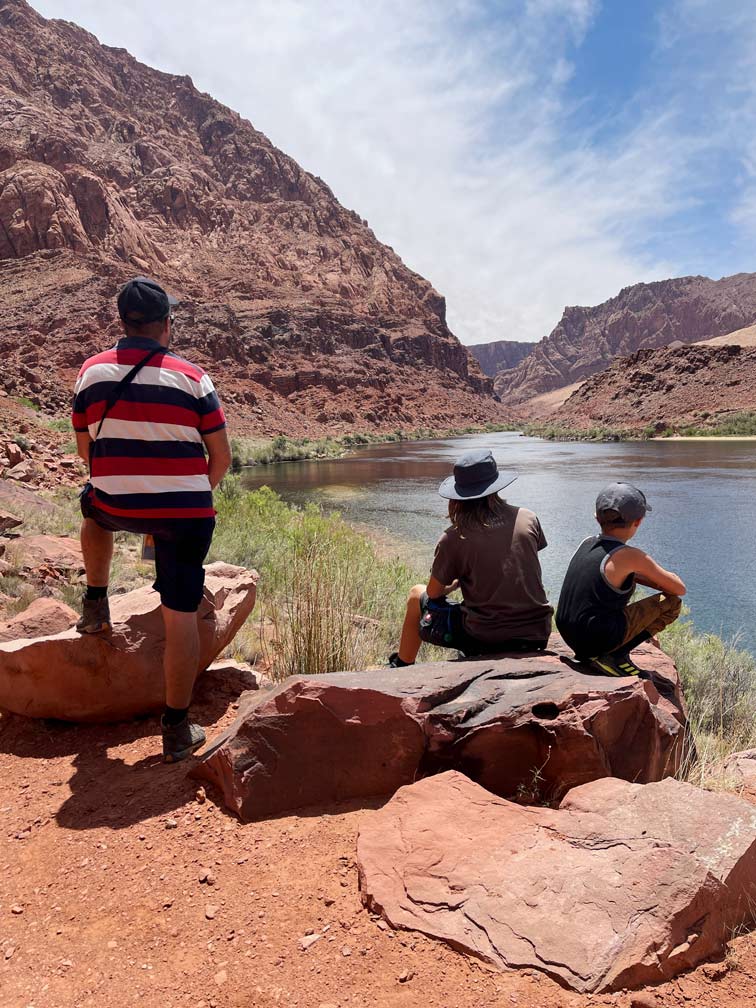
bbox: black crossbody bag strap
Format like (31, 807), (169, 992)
(89, 346), (163, 466)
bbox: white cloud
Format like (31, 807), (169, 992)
(27, 1), (756, 342)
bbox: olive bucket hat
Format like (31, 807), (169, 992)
(438, 450), (518, 501)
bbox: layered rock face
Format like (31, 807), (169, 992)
(497, 273), (756, 406)
(193, 640), (688, 821)
(0, 0), (496, 433)
(358, 771), (756, 993)
(0, 561), (258, 721)
(467, 339), (536, 378)
(554, 343), (756, 430)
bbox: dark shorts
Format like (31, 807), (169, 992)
(80, 485), (215, 613)
(418, 592), (548, 657)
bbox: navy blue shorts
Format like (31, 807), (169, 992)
(80, 484), (215, 613)
(418, 592), (548, 657)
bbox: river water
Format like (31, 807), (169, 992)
(241, 432), (756, 653)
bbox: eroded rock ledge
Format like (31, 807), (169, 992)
(194, 639), (688, 821)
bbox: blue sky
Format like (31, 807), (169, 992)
(29, 1), (756, 343)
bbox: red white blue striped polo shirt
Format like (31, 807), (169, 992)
(71, 336), (226, 520)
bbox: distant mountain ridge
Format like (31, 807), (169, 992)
(467, 340), (536, 378)
(0, 0), (497, 433)
(497, 273), (756, 406)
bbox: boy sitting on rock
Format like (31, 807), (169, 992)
(556, 483), (685, 677)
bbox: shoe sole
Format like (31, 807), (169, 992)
(163, 737), (206, 764)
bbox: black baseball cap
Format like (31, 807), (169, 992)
(117, 276), (179, 326)
(595, 482), (652, 522)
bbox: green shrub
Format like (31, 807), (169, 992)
(211, 480), (420, 678)
(661, 616), (756, 787)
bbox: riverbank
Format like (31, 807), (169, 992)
(230, 422), (519, 468)
(523, 410), (756, 442)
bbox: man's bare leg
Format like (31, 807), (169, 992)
(80, 517), (113, 586)
(397, 584), (426, 664)
(161, 606), (201, 708)
(77, 518), (114, 633)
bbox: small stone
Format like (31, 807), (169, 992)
(165, 819), (178, 830)
(206, 871), (216, 886)
(214, 969), (228, 985)
(196, 787), (206, 804)
(199, 868), (210, 883)
(376, 919), (388, 931)
(60, 959), (74, 968)
(10, 905), (23, 915)
(702, 961), (728, 981)
(163, 898), (173, 909)
(398, 968), (414, 983)
(323, 897), (335, 907)
(629, 995), (658, 1008)
(299, 933), (322, 951)
(205, 905), (218, 920)
(107, 940), (117, 950)
(4, 945), (15, 960)
(341, 945), (352, 957)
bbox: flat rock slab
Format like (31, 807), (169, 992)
(357, 771), (756, 993)
(194, 640), (687, 821)
(0, 562), (258, 721)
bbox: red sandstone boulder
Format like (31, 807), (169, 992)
(7, 534), (84, 577)
(194, 640), (688, 821)
(722, 749), (756, 790)
(357, 771), (756, 993)
(0, 597), (77, 642)
(0, 562), (258, 721)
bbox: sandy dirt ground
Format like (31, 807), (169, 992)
(2, 667), (756, 1008)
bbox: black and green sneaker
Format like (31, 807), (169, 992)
(588, 652), (643, 677)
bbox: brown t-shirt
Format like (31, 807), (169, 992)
(430, 505), (553, 643)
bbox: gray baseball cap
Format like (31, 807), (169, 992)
(595, 482), (652, 522)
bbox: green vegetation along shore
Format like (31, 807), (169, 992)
(523, 410), (756, 443)
(230, 423), (520, 469)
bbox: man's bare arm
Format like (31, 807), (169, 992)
(203, 428), (232, 489)
(606, 546), (686, 596)
(75, 431), (92, 466)
(426, 574), (458, 598)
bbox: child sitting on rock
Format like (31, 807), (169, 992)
(556, 482), (685, 677)
(389, 450), (553, 666)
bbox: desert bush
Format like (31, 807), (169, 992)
(211, 480), (421, 679)
(661, 616), (756, 787)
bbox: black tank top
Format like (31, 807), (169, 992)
(556, 535), (634, 657)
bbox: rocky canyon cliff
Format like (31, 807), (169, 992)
(496, 273), (756, 407)
(0, 0), (497, 434)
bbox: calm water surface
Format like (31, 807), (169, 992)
(241, 433), (756, 653)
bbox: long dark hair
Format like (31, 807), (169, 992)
(448, 493), (509, 533)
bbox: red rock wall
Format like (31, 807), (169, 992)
(0, 0), (497, 434)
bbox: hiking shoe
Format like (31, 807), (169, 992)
(388, 651), (413, 668)
(161, 716), (206, 763)
(76, 595), (112, 634)
(588, 653), (642, 677)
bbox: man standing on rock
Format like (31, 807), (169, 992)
(71, 277), (232, 762)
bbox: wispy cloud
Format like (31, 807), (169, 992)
(28, 1), (756, 341)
